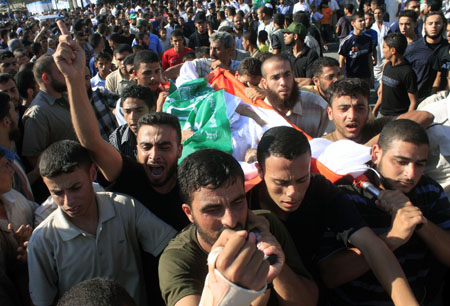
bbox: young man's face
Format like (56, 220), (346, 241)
(384, 38), (398, 59)
(257, 152), (311, 218)
(283, 32), (295, 46)
(0, 56), (18, 77)
(352, 17), (366, 31)
(424, 14), (444, 39)
(313, 65), (342, 98)
(115, 51), (130, 76)
(364, 14), (374, 29)
(237, 72), (261, 87)
(171, 35), (185, 52)
(372, 140), (428, 193)
(95, 58), (111, 78)
(123, 97), (150, 135)
(399, 16), (416, 37)
(405, 0), (420, 14)
(134, 62), (163, 91)
(43, 165), (97, 219)
(327, 94), (369, 143)
(182, 178), (248, 248)
(374, 8), (383, 22)
(0, 79), (20, 108)
(136, 124), (182, 189)
(195, 21), (207, 34)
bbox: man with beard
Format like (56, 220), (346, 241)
(53, 21), (189, 305)
(319, 120), (450, 305)
(281, 22), (319, 87)
(404, 11), (448, 101)
(301, 57), (342, 103)
(159, 149), (318, 306)
(233, 13), (245, 51)
(22, 54), (77, 169)
(0, 50), (18, 78)
(0, 92), (34, 200)
(260, 54), (329, 138)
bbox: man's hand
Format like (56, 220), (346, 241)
(376, 190), (411, 215)
(156, 91), (169, 112)
(245, 85), (266, 101)
(213, 229), (269, 290)
(53, 20), (86, 81)
(182, 129), (194, 142)
(8, 223), (32, 263)
(386, 203), (426, 249)
(210, 60), (229, 71)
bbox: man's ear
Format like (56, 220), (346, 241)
(327, 106), (333, 121)
(181, 203), (194, 223)
(372, 144), (382, 164)
(41, 72), (50, 84)
(255, 162), (264, 179)
(261, 77), (267, 90)
(89, 163), (98, 182)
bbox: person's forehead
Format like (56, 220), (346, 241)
(44, 168), (89, 189)
(115, 52), (130, 59)
(264, 153), (311, 177)
(0, 56), (15, 63)
(264, 60), (292, 76)
(123, 97), (146, 108)
(426, 15), (443, 23)
(191, 180), (245, 206)
(399, 16), (413, 23)
(137, 61), (161, 72)
(0, 80), (16, 91)
(320, 65), (340, 75)
(137, 124), (178, 142)
(210, 41), (224, 48)
(332, 94), (368, 107)
(382, 140), (429, 158)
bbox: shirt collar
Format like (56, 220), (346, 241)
(0, 145), (18, 162)
(121, 125), (136, 146)
(53, 192), (116, 241)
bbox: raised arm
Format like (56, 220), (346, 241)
(53, 21), (123, 182)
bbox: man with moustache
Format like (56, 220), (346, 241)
(22, 54), (77, 169)
(260, 54), (329, 138)
(404, 11), (448, 101)
(302, 57), (342, 103)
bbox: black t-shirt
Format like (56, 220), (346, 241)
(432, 45), (450, 91)
(283, 46), (319, 78)
(105, 156), (189, 231)
(188, 31), (210, 49)
(247, 174), (367, 276)
(380, 61), (417, 116)
(338, 33), (373, 79)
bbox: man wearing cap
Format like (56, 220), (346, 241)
(206, 2), (220, 31)
(282, 22), (319, 87)
(188, 12), (210, 50)
(129, 12), (139, 35)
(132, 19), (164, 58)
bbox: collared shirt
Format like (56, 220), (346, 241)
(265, 90), (329, 138)
(28, 192), (177, 306)
(22, 91), (77, 157)
(0, 189), (37, 231)
(90, 73), (106, 89)
(131, 33), (163, 55)
(109, 124), (137, 160)
(91, 87), (119, 141)
(105, 69), (133, 95)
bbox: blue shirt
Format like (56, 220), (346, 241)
(132, 33), (163, 55)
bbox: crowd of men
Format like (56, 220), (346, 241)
(1, 0), (450, 305)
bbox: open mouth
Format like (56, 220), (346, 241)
(148, 165), (164, 177)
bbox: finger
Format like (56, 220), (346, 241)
(57, 20), (70, 36)
(215, 231), (249, 270)
(7, 223), (13, 231)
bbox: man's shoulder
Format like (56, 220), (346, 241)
(299, 90), (328, 108)
(106, 69), (120, 81)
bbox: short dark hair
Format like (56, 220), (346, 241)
(0, 91), (11, 121)
(0, 50), (14, 61)
(405, 0), (419, 7)
(33, 54), (55, 83)
(178, 149), (244, 205)
(137, 112), (181, 144)
(293, 11), (310, 28)
(39, 140), (93, 178)
(238, 57), (262, 77)
(257, 126), (311, 167)
(0, 73), (15, 85)
(195, 46), (209, 58)
(123, 53), (135, 67)
(427, 0), (442, 11)
(89, 33), (103, 48)
(273, 14), (285, 28)
(15, 68), (36, 99)
(113, 44), (133, 56)
(133, 50), (160, 71)
(120, 84), (156, 111)
(170, 30), (183, 39)
(352, 11), (365, 22)
(243, 29), (257, 46)
(384, 32), (408, 55)
(344, 4), (354, 12)
(399, 10), (418, 22)
(328, 78), (370, 106)
(310, 57), (339, 78)
(424, 11), (446, 25)
(378, 119), (429, 151)
(95, 51), (112, 62)
(56, 278), (136, 306)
